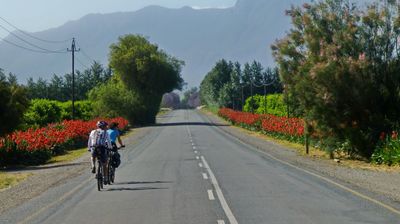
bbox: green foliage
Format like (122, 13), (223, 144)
(89, 76), (140, 124)
(272, 0), (400, 158)
(22, 99), (93, 129)
(59, 100), (93, 121)
(26, 61), (112, 101)
(23, 99), (62, 127)
(244, 94), (287, 117)
(108, 34), (184, 124)
(200, 60), (282, 110)
(0, 71), (30, 136)
(372, 132), (400, 165)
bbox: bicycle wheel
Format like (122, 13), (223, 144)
(110, 166), (115, 184)
(97, 161), (103, 191)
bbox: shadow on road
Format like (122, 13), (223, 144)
(3, 162), (87, 172)
(105, 187), (169, 191)
(151, 122), (228, 127)
(113, 181), (173, 185)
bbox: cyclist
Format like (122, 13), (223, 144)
(107, 122), (125, 150)
(88, 121), (112, 184)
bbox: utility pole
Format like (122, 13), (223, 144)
(67, 38), (80, 120)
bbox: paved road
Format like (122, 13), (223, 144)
(2, 110), (400, 224)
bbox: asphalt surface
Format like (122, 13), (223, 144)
(1, 110), (400, 224)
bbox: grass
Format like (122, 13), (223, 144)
(47, 147), (88, 164)
(0, 172), (31, 190)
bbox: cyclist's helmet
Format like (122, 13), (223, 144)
(96, 120), (108, 128)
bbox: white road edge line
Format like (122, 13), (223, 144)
(208, 189), (216, 200)
(201, 156), (239, 224)
(217, 220), (226, 224)
(202, 173), (209, 180)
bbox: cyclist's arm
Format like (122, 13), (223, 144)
(88, 130), (95, 150)
(117, 131), (124, 147)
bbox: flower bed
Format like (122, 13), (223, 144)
(0, 117), (129, 166)
(219, 108), (304, 141)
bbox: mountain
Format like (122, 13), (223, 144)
(0, 0), (305, 86)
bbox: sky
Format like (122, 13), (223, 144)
(0, 0), (236, 35)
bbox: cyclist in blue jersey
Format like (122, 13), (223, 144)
(107, 122), (125, 150)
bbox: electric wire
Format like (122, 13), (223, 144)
(0, 37), (64, 53)
(0, 23), (67, 53)
(76, 43), (96, 62)
(0, 16), (71, 43)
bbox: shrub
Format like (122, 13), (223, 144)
(23, 99), (62, 127)
(244, 94), (287, 117)
(59, 100), (93, 121)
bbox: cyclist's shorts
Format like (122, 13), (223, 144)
(91, 146), (108, 163)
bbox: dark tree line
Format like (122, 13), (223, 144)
(26, 61), (112, 101)
(200, 59), (282, 110)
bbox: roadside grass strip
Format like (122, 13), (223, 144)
(0, 172), (31, 190)
(47, 147), (88, 164)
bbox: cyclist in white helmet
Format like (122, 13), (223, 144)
(88, 121), (112, 184)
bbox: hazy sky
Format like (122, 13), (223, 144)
(0, 0), (236, 35)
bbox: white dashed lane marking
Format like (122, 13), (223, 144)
(208, 190), (215, 200)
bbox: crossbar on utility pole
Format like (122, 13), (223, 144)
(67, 38), (80, 120)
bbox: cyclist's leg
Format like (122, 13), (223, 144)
(100, 147), (109, 184)
(90, 148), (97, 173)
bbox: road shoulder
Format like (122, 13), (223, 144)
(198, 109), (400, 207)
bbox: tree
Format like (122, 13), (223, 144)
(109, 35), (184, 124)
(272, 0), (400, 157)
(161, 92), (181, 109)
(0, 69), (29, 136)
(200, 59), (233, 107)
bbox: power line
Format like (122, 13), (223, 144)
(76, 43), (96, 62)
(0, 16), (71, 44)
(76, 56), (90, 70)
(0, 23), (67, 53)
(0, 36), (65, 54)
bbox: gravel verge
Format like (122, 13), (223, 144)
(0, 123), (154, 216)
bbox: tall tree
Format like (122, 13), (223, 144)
(109, 34), (184, 124)
(0, 70), (29, 136)
(272, 0), (400, 157)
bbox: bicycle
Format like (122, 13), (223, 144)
(108, 144), (124, 184)
(94, 146), (109, 191)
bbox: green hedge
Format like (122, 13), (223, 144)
(244, 94), (287, 116)
(22, 99), (93, 128)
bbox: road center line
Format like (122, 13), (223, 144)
(198, 163), (203, 168)
(201, 156), (239, 224)
(208, 189), (216, 200)
(202, 173), (209, 180)
(217, 220), (226, 224)
(194, 150), (198, 154)
(196, 156), (200, 160)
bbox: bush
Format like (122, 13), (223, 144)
(59, 100), (93, 121)
(23, 99), (62, 128)
(244, 94), (287, 117)
(371, 131), (400, 166)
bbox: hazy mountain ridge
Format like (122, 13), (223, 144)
(0, 0), (304, 86)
